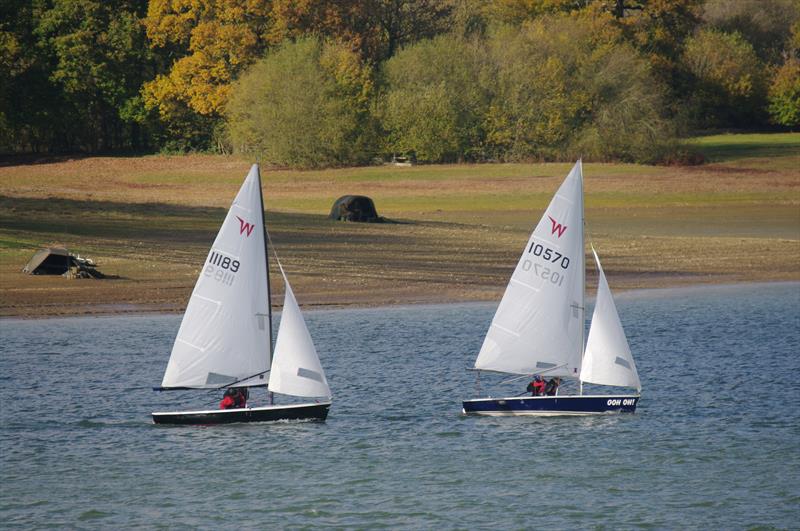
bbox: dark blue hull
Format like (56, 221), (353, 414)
(462, 395), (639, 416)
(152, 402), (330, 425)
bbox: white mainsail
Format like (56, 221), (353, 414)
(161, 164), (271, 389)
(268, 270), (331, 399)
(473, 161), (585, 377)
(580, 249), (641, 391)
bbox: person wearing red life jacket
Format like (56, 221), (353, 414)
(526, 375), (546, 396)
(220, 388), (237, 409)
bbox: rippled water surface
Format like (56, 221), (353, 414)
(1, 283), (799, 529)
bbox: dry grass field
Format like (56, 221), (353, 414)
(1, 133), (798, 317)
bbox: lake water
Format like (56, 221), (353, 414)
(1, 283), (799, 529)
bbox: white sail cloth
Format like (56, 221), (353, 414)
(473, 161), (585, 377)
(268, 271), (331, 399)
(161, 164), (271, 389)
(580, 250), (641, 391)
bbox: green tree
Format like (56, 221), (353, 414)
(769, 58), (800, 126)
(610, 0), (702, 121)
(0, 0), (57, 152)
(682, 28), (768, 127)
(36, 0), (154, 151)
(226, 36), (376, 167)
(1, 0), (155, 153)
(486, 16), (675, 162)
(768, 21), (800, 127)
(380, 14), (677, 163)
(702, 0), (799, 65)
(381, 34), (490, 162)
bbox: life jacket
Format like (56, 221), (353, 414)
(220, 396), (237, 409)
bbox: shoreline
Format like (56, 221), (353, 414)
(3, 151), (798, 321)
(3, 278), (797, 321)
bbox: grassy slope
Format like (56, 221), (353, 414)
(0, 132), (798, 317)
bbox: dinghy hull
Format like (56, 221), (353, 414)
(462, 395), (638, 416)
(152, 402), (330, 425)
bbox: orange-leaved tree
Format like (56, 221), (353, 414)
(142, 0), (273, 149)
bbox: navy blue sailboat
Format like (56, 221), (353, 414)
(462, 161), (641, 416)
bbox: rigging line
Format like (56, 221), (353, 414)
(152, 381), (269, 392)
(496, 363), (568, 386)
(264, 229), (288, 280)
(498, 373), (532, 386)
(219, 369), (271, 389)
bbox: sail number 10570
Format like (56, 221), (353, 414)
(521, 260), (566, 287)
(521, 243), (570, 288)
(527, 242), (570, 269)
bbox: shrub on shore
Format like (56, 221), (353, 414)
(226, 37), (377, 168)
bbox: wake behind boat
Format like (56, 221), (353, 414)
(152, 164), (331, 425)
(462, 161), (641, 417)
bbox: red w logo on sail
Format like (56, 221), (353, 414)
(236, 216), (255, 237)
(548, 216), (567, 238)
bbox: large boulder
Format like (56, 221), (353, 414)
(329, 195), (382, 222)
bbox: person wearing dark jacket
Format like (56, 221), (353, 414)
(233, 387), (248, 408)
(545, 377), (561, 396)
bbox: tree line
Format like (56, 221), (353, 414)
(2, 0), (798, 165)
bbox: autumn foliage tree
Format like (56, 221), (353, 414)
(268, 0), (454, 63)
(3, 0), (798, 157)
(142, 0), (273, 150)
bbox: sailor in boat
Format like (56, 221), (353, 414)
(526, 375), (546, 396)
(234, 387), (247, 408)
(220, 389), (236, 409)
(545, 377), (561, 396)
(219, 388), (247, 410)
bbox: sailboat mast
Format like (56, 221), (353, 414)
(256, 166), (274, 360)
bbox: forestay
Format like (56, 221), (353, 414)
(268, 270), (331, 399)
(580, 249), (641, 391)
(161, 164), (270, 389)
(473, 161), (585, 377)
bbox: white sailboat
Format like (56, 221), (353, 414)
(152, 164), (331, 424)
(462, 161), (641, 416)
